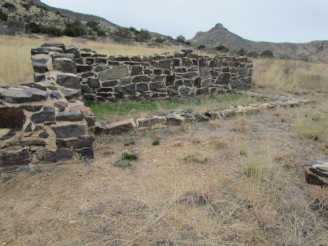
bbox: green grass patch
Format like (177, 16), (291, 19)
(86, 94), (252, 120)
(121, 152), (139, 161)
(124, 140), (136, 146)
(114, 159), (131, 169)
(152, 139), (160, 146)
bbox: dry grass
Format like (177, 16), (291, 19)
(253, 58), (328, 94)
(2, 105), (327, 245)
(0, 35), (182, 86)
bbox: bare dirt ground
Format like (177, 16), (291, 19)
(1, 92), (327, 245)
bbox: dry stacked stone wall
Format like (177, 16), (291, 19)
(0, 43), (253, 170)
(32, 43), (253, 102)
(0, 43), (97, 171)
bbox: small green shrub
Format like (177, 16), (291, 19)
(152, 140), (160, 146)
(0, 11), (8, 22)
(261, 50), (274, 58)
(197, 45), (206, 50)
(124, 140), (136, 146)
(122, 152), (138, 161)
(215, 45), (229, 53)
(135, 29), (151, 42)
(176, 35), (186, 43)
(247, 51), (259, 58)
(3, 2), (16, 11)
(114, 159), (131, 169)
(236, 49), (246, 56)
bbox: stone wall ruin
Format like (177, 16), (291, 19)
(32, 43), (253, 102)
(0, 43), (253, 171)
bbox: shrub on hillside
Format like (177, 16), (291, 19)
(247, 51), (259, 58)
(135, 29), (151, 42)
(21, 2), (31, 10)
(64, 20), (87, 37)
(2, 2), (16, 11)
(215, 45), (229, 53)
(114, 27), (133, 39)
(154, 37), (166, 44)
(261, 50), (274, 58)
(236, 49), (246, 56)
(197, 45), (206, 50)
(176, 35), (186, 43)
(0, 11), (8, 22)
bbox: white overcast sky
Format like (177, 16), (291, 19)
(42, 0), (327, 43)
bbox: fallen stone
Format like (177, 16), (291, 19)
(105, 119), (136, 134)
(304, 158), (328, 187)
(76, 147), (94, 159)
(165, 113), (183, 126)
(56, 136), (95, 149)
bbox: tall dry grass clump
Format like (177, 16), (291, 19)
(253, 58), (328, 93)
(0, 35), (182, 86)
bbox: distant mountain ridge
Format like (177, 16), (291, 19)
(27, 0), (119, 27)
(191, 23), (328, 62)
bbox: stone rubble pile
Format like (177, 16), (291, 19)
(95, 96), (313, 134)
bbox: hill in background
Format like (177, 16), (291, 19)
(0, 0), (175, 44)
(191, 23), (328, 62)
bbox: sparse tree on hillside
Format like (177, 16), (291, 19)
(247, 51), (259, 58)
(261, 50), (274, 58)
(215, 45), (229, 53)
(176, 35), (186, 43)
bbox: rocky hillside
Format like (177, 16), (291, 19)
(191, 23), (328, 62)
(0, 0), (173, 44)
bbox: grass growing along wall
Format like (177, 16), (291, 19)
(86, 94), (259, 121)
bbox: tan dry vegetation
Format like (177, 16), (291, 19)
(253, 58), (328, 94)
(1, 98), (328, 245)
(0, 35), (182, 86)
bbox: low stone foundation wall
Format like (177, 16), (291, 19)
(31, 43), (253, 102)
(0, 83), (96, 171)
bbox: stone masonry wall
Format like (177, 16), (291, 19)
(0, 79), (96, 171)
(31, 43), (253, 102)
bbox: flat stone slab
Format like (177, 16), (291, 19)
(99, 66), (129, 81)
(0, 87), (49, 103)
(105, 119), (136, 134)
(0, 147), (31, 167)
(304, 158), (328, 187)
